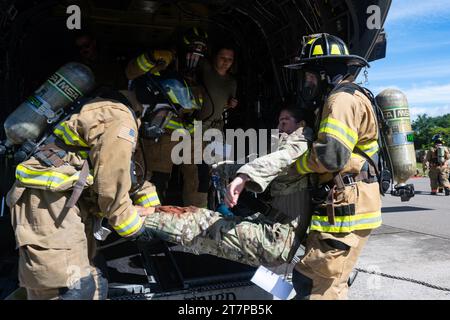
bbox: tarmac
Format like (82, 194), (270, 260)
(348, 177), (450, 300)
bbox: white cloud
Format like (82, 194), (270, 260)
(369, 0), (450, 120)
(387, 0), (450, 22)
(403, 83), (450, 105)
(364, 83), (450, 119)
(410, 105), (450, 119)
(367, 60), (450, 82)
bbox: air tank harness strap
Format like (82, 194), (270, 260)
(325, 169), (378, 226)
(33, 139), (91, 209)
(34, 140), (90, 167)
(65, 160), (90, 208)
(34, 143), (67, 167)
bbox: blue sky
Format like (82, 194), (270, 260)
(361, 0), (450, 119)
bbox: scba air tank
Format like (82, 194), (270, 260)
(437, 146), (446, 165)
(4, 62), (95, 145)
(376, 89), (416, 185)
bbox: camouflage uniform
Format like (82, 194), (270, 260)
(144, 126), (313, 266)
(424, 146), (450, 194)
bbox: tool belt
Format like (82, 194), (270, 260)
(339, 171), (378, 186)
(313, 169), (377, 226)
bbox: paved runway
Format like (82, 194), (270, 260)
(349, 177), (450, 300)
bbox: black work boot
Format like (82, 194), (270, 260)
(291, 269), (313, 300)
(445, 188), (450, 196)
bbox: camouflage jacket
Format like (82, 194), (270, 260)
(237, 126), (313, 194)
(237, 126), (313, 220)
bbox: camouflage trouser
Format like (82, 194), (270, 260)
(143, 206), (296, 267)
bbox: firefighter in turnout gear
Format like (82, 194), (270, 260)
(125, 28), (208, 207)
(128, 71), (202, 205)
(286, 33), (382, 299)
(6, 70), (161, 300)
(423, 134), (450, 195)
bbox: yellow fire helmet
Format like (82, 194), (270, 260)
(285, 33), (369, 69)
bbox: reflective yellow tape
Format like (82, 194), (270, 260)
(312, 45), (324, 56)
(79, 151), (89, 159)
(295, 151), (314, 175)
(185, 124), (195, 134)
(113, 209), (143, 237)
(136, 192), (160, 207)
(165, 120), (184, 130)
(319, 117), (358, 150)
(16, 164), (93, 189)
(330, 44), (341, 55)
(296, 159), (307, 175)
(167, 89), (180, 105)
(356, 140), (379, 157)
(136, 53), (154, 72)
(53, 122), (88, 147)
(310, 211), (382, 233)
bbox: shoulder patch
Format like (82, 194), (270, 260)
(118, 126), (136, 145)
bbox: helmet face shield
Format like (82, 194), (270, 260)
(301, 70), (321, 102)
(298, 68), (325, 109)
(160, 78), (201, 111)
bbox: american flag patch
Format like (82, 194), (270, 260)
(118, 126), (136, 144)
